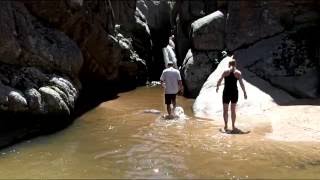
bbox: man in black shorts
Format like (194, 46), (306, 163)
(216, 56), (247, 132)
(160, 61), (183, 119)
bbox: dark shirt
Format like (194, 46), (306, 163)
(223, 71), (238, 93)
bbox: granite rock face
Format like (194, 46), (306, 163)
(24, 0), (147, 85)
(174, 0), (320, 98)
(225, 1), (320, 51)
(0, 1), (82, 117)
(172, 0), (218, 65)
(136, 0), (172, 80)
(235, 32), (319, 98)
(181, 49), (219, 98)
(224, 1), (319, 98)
(0, 0), (152, 147)
(181, 10), (225, 97)
(190, 10), (225, 51)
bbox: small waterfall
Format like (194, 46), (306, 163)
(162, 38), (178, 68)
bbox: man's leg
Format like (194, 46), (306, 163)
(172, 95), (176, 115)
(167, 104), (172, 117)
(231, 103), (237, 130)
(165, 94), (172, 117)
(223, 103), (229, 130)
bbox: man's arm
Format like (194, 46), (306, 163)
(238, 74), (247, 99)
(177, 70), (183, 93)
(160, 72), (165, 88)
(160, 80), (164, 88)
(216, 71), (225, 92)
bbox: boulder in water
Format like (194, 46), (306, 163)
(190, 10), (225, 51)
(181, 49), (219, 98)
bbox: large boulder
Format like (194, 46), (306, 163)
(181, 49), (219, 98)
(180, 9), (226, 98)
(193, 56), (295, 120)
(191, 10), (225, 50)
(172, 0), (218, 65)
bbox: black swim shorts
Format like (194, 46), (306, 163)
(222, 90), (238, 104)
(165, 94), (176, 105)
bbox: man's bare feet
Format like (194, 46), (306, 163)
(167, 114), (174, 119)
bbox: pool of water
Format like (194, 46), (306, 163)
(0, 86), (319, 179)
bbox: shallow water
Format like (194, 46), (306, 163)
(0, 86), (319, 179)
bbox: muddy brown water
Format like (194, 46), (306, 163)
(0, 86), (319, 179)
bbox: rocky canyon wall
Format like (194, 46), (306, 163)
(0, 0), (153, 147)
(174, 0), (320, 98)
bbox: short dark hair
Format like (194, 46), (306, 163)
(229, 58), (236, 67)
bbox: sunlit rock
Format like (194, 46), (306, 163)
(172, 0), (217, 63)
(39, 87), (70, 115)
(191, 10), (225, 51)
(193, 56), (295, 120)
(25, 88), (42, 113)
(8, 91), (27, 112)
